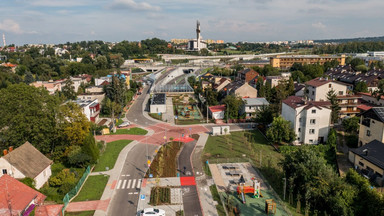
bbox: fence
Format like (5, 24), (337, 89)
(62, 166), (91, 215)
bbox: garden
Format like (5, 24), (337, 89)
(173, 95), (204, 125)
(93, 140), (132, 172)
(149, 187), (171, 205)
(109, 127), (148, 135)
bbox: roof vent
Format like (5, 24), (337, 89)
(363, 149), (369, 156)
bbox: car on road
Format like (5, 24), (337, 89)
(117, 121), (130, 128)
(140, 208), (165, 216)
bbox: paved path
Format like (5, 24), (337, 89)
(66, 199), (110, 212)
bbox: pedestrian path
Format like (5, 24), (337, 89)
(115, 178), (142, 191)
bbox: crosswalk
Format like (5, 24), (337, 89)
(116, 178), (142, 190)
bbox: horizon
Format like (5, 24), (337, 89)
(1, 0), (384, 45)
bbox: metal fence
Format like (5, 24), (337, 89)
(62, 166), (91, 215)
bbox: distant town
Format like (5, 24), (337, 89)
(0, 20), (384, 216)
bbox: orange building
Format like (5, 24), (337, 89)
(270, 55), (346, 68)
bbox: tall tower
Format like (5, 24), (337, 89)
(2, 33), (6, 47)
(196, 20), (201, 50)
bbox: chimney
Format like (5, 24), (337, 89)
(363, 149), (368, 156)
(8, 146), (13, 152)
(3, 149), (8, 156)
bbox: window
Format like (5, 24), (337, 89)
(312, 91), (315, 95)
(309, 129), (315, 134)
(312, 109), (316, 114)
(309, 139), (314, 143)
(299, 118), (302, 122)
(310, 119), (316, 124)
(366, 130), (371, 137)
(298, 128), (301, 132)
(338, 91), (343, 95)
(358, 162), (364, 167)
(2, 169), (7, 174)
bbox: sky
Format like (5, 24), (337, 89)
(1, 0), (384, 45)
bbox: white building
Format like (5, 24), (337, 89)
(74, 99), (100, 122)
(282, 96), (332, 145)
(0, 142), (52, 189)
(208, 105), (226, 120)
(188, 20), (207, 51)
(305, 77), (351, 101)
(242, 98), (269, 119)
(150, 93), (167, 114)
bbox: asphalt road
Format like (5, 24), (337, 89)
(108, 143), (158, 216)
(126, 86), (156, 126)
(178, 140), (203, 216)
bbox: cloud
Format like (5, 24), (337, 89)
(0, 19), (24, 34)
(109, 0), (161, 11)
(26, 0), (88, 7)
(312, 22), (326, 29)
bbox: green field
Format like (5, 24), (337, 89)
(110, 127), (148, 135)
(72, 175), (109, 202)
(65, 211), (95, 216)
(93, 140), (132, 172)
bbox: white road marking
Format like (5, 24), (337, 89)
(127, 179), (132, 189)
(116, 180), (122, 189)
(133, 192), (138, 194)
(129, 192), (133, 194)
(122, 180), (127, 189)
(137, 179), (142, 188)
(131, 179), (136, 189)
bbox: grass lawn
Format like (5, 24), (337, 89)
(175, 119), (204, 125)
(93, 140), (132, 172)
(65, 211), (95, 216)
(209, 185), (226, 216)
(149, 187), (171, 205)
(149, 113), (162, 121)
(110, 127), (148, 135)
(116, 118), (124, 126)
(72, 175), (109, 202)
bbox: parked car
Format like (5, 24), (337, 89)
(140, 208), (165, 216)
(118, 121), (130, 128)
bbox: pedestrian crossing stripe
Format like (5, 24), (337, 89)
(116, 179), (142, 190)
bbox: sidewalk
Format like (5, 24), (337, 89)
(93, 141), (140, 216)
(191, 133), (218, 216)
(163, 97), (175, 124)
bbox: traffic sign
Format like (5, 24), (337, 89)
(149, 174), (153, 178)
(140, 194), (145, 200)
(147, 160), (151, 165)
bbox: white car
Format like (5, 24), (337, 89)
(140, 208), (165, 216)
(118, 121), (130, 128)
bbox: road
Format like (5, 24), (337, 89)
(126, 86), (156, 126)
(178, 140), (203, 216)
(108, 143), (158, 216)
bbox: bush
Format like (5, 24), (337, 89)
(20, 177), (36, 189)
(49, 169), (77, 188)
(346, 134), (358, 148)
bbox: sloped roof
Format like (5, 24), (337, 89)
(0, 175), (46, 215)
(351, 140), (384, 170)
(3, 142), (52, 179)
(361, 107), (384, 123)
(209, 105), (226, 113)
(305, 77), (351, 87)
(282, 96), (331, 110)
(243, 98), (269, 106)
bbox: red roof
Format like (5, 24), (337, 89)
(283, 96), (331, 110)
(305, 77), (351, 87)
(358, 92), (384, 100)
(0, 175), (46, 215)
(35, 204), (63, 216)
(209, 105), (226, 113)
(357, 104), (373, 111)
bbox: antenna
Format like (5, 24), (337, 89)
(2, 33), (6, 47)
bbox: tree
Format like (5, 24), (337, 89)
(342, 117), (360, 133)
(266, 116), (296, 144)
(222, 95), (245, 120)
(354, 81), (368, 93)
(0, 84), (60, 153)
(61, 78), (77, 100)
(24, 71), (35, 84)
(254, 105), (274, 125)
(326, 89), (341, 124)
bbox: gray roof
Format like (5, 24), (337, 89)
(3, 142), (52, 179)
(151, 93), (166, 105)
(243, 98), (269, 106)
(351, 140), (384, 170)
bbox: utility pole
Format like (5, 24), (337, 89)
(283, 177), (287, 201)
(206, 104), (208, 123)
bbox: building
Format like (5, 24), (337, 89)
(305, 77), (351, 101)
(266, 76), (287, 88)
(30, 80), (65, 95)
(270, 55), (346, 68)
(358, 92), (384, 106)
(208, 105), (226, 120)
(241, 98), (269, 119)
(348, 140), (384, 186)
(0, 174), (47, 215)
(294, 83), (306, 97)
(223, 82), (258, 98)
(95, 76), (112, 86)
(0, 142), (53, 189)
(337, 95), (362, 118)
(213, 77), (231, 92)
(74, 99), (100, 123)
(358, 107), (384, 147)
(150, 93), (167, 114)
(188, 21), (207, 51)
(77, 92), (105, 104)
(237, 68), (259, 83)
(282, 96), (331, 145)
(85, 85), (104, 93)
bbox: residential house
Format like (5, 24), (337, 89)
(74, 99), (100, 123)
(266, 76), (287, 88)
(95, 76), (112, 86)
(305, 77), (351, 101)
(30, 80), (65, 95)
(70, 75), (91, 92)
(237, 68), (259, 83)
(358, 107), (384, 147)
(337, 95), (362, 118)
(282, 96), (331, 145)
(208, 105), (226, 120)
(85, 86), (104, 93)
(294, 83), (306, 97)
(150, 93), (167, 114)
(0, 142), (53, 189)
(201, 80), (211, 90)
(348, 140), (384, 186)
(223, 82), (258, 98)
(0, 174), (46, 215)
(358, 92), (384, 106)
(213, 77), (231, 92)
(241, 98), (269, 119)
(77, 92), (105, 105)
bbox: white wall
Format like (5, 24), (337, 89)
(34, 165), (52, 189)
(150, 104), (166, 113)
(0, 158), (26, 179)
(307, 81), (348, 101)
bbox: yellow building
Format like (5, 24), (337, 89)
(270, 55), (346, 68)
(358, 107), (384, 147)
